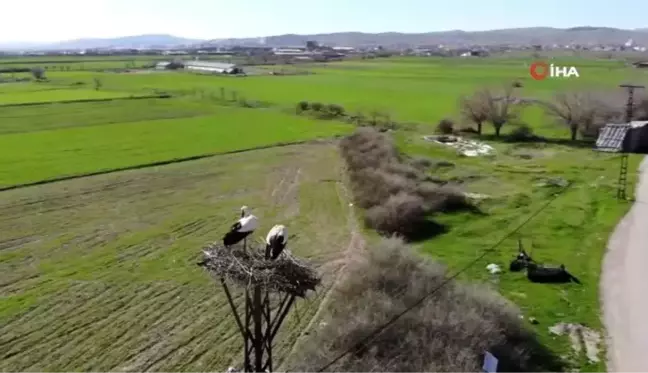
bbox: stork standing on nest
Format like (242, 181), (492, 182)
(265, 224), (287, 260)
(223, 206), (258, 249)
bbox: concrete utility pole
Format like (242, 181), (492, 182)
(617, 84), (644, 200)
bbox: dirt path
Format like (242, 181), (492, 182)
(279, 169), (365, 369)
(602, 156), (648, 372)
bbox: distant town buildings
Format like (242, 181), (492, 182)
(1, 38), (645, 62)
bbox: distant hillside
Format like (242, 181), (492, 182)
(5, 27), (648, 51)
(43, 34), (204, 50)
(0, 41), (44, 51)
(201, 27), (648, 48)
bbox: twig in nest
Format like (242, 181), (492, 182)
(198, 242), (321, 297)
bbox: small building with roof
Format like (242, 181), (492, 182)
(155, 61), (171, 70)
(595, 121), (648, 153)
(184, 61), (243, 74)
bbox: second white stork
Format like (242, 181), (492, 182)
(265, 224), (287, 259)
(223, 206), (259, 247)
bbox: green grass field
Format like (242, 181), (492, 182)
(0, 107), (352, 187)
(0, 55), (646, 371)
(35, 57), (647, 123)
(0, 98), (223, 134)
(396, 130), (642, 371)
(0, 88), (136, 105)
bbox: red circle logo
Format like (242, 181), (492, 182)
(529, 62), (549, 80)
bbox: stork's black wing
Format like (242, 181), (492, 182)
(270, 235), (287, 259)
(230, 221), (242, 232)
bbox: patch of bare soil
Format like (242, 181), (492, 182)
(549, 322), (602, 365)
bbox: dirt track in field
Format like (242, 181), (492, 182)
(0, 142), (357, 371)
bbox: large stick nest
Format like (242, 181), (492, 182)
(198, 242), (321, 297)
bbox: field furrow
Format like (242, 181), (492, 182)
(0, 143), (353, 371)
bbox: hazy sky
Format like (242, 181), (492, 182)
(2, 0), (646, 43)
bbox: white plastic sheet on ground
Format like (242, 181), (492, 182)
(423, 135), (495, 157)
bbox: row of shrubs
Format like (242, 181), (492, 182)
(296, 101), (401, 131)
(339, 127), (472, 239)
(296, 101), (346, 119)
(189, 88), (271, 109)
(289, 236), (563, 372)
(0, 94), (172, 108)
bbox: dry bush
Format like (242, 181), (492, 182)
(327, 103), (346, 117)
(383, 162), (422, 181)
(340, 128), (475, 238)
(349, 168), (416, 209)
(289, 237), (564, 372)
(436, 118), (455, 134)
(340, 128), (400, 171)
(407, 155), (434, 170)
(508, 124), (537, 142)
(420, 184), (471, 213)
(365, 193), (426, 236)
(296, 100), (309, 113)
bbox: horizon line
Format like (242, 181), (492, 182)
(2, 25), (647, 45)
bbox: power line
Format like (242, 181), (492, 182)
(315, 182), (573, 372)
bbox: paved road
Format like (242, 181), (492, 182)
(602, 156), (648, 372)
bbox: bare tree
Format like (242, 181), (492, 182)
(458, 90), (489, 134)
(31, 67), (45, 80)
(541, 92), (620, 141)
(306, 40), (319, 51)
(634, 92), (648, 120)
(484, 85), (518, 137)
(541, 92), (595, 141)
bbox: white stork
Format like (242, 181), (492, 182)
(265, 224), (287, 260)
(222, 206), (259, 247)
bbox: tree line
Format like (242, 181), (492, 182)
(456, 82), (648, 141)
